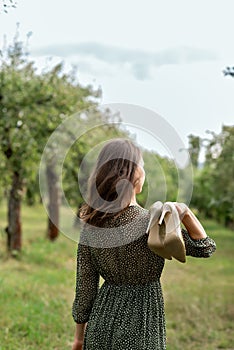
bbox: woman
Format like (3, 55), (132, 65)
(71, 138), (216, 350)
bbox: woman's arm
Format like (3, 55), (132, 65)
(72, 243), (99, 348)
(72, 323), (87, 350)
(72, 244), (99, 323)
(175, 203), (216, 258)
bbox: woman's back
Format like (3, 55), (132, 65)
(84, 205), (165, 286)
(74, 206), (167, 350)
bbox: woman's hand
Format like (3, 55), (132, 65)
(174, 202), (207, 239)
(72, 339), (83, 350)
(72, 323), (86, 350)
(174, 202), (189, 220)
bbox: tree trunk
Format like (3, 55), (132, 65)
(225, 216), (234, 230)
(46, 163), (59, 240)
(7, 171), (22, 252)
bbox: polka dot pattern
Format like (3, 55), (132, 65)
(72, 205), (216, 349)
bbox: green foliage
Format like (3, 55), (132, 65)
(0, 32), (40, 187)
(188, 134), (201, 168)
(0, 29), (104, 249)
(192, 166), (215, 217)
(210, 126), (234, 226)
(223, 66), (234, 78)
(0, 30), (101, 206)
(139, 150), (179, 207)
(191, 125), (234, 227)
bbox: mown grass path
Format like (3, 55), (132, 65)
(0, 205), (233, 349)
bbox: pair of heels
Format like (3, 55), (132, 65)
(146, 201), (186, 263)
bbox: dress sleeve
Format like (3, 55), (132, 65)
(72, 243), (99, 323)
(182, 228), (216, 258)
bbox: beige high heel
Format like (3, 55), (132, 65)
(158, 202), (186, 263)
(147, 201), (172, 260)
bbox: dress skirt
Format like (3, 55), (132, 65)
(83, 280), (166, 350)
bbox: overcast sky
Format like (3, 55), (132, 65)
(0, 0), (234, 157)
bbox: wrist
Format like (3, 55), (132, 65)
(181, 209), (192, 222)
(72, 339), (83, 350)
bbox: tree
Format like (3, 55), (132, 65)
(0, 31), (46, 253)
(0, 0), (17, 13)
(30, 63), (100, 241)
(188, 134), (201, 168)
(0, 30), (101, 252)
(136, 150), (179, 208)
(223, 66), (234, 78)
(191, 126), (234, 228)
(210, 126), (234, 227)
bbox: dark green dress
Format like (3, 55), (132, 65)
(72, 205), (216, 350)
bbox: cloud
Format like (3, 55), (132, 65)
(32, 42), (219, 80)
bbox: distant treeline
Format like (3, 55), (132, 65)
(189, 127), (234, 229)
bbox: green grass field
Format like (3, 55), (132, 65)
(0, 204), (233, 350)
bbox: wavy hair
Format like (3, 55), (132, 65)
(80, 138), (142, 226)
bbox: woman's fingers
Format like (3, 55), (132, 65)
(174, 202), (189, 219)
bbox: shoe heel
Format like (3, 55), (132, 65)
(162, 202), (186, 263)
(158, 208), (170, 225)
(146, 201), (163, 232)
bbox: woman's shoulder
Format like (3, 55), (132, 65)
(117, 204), (149, 223)
(79, 205), (150, 248)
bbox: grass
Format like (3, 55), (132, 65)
(163, 219), (234, 350)
(0, 204), (233, 349)
(0, 203), (77, 350)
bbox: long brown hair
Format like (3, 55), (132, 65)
(80, 138), (142, 226)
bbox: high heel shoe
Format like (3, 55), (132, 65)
(147, 201), (172, 260)
(158, 202), (186, 263)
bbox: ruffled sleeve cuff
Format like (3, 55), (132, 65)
(182, 229), (217, 258)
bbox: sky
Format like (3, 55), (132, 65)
(0, 0), (234, 158)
